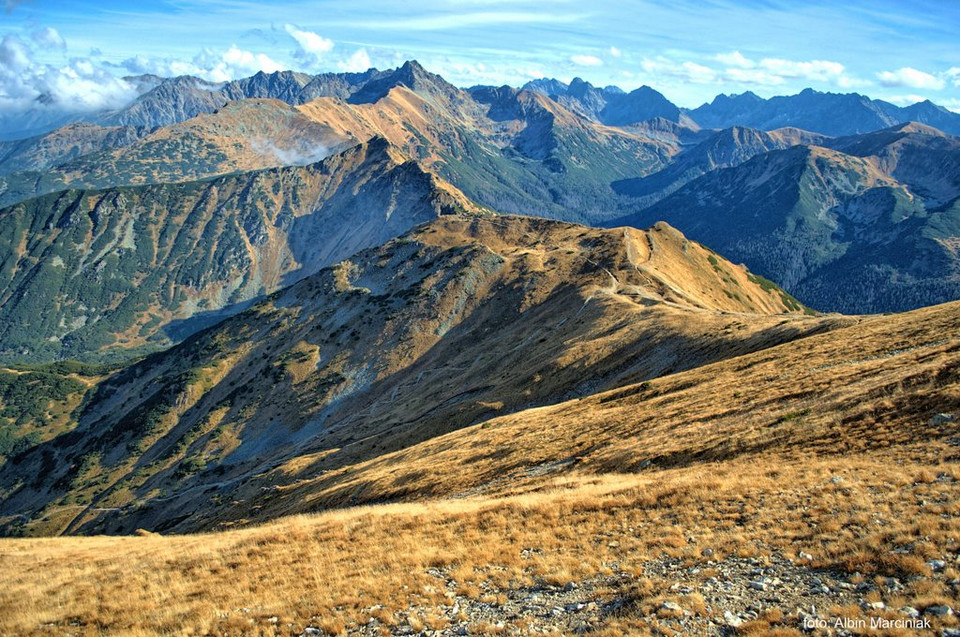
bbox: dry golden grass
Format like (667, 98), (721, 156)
(1, 451), (957, 635)
(1, 271), (958, 635)
(231, 299), (959, 527)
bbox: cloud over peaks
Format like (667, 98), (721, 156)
(877, 67), (945, 90)
(284, 25), (334, 56)
(570, 54), (603, 67)
(338, 49), (372, 73)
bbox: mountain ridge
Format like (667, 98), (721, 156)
(0, 214), (839, 536)
(0, 137), (478, 362)
(6, 60), (960, 142)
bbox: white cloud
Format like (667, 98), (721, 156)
(609, 46), (621, 58)
(218, 46), (285, 78)
(338, 49), (372, 73)
(570, 54), (603, 67)
(881, 93), (931, 107)
(123, 46), (285, 83)
(284, 24), (334, 56)
(712, 52), (857, 88)
(0, 34), (31, 73)
(714, 51), (753, 69)
(679, 61), (716, 83)
(640, 56), (716, 83)
(946, 67), (960, 88)
(939, 98), (960, 113)
(758, 58), (846, 81)
(723, 67), (784, 86)
(31, 27), (65, 49)
(120, 54), (203, 78)
(0, 33), (138, 119)
(423, 58), (544, 86)
(876, 66), (945, 90)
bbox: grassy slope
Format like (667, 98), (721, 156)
(0, 100), (351, 208)
(0, 301), (957, 635)
(0, 215), (834, 537)
(0, 363), (100, 459)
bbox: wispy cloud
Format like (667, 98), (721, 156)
(877, 66), (945, 90)
(570, 54), (602, 67)
(640, 56), (716, 84)
(31, 27), (66, 49)
(355, 11), (583, 31)
(338, 48), (372, 73)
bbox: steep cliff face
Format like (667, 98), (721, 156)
(0, 138), (477, 362)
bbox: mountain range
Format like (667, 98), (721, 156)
(0, 59), (958, 511)
(611, 123), (960, 313)
(0, 43), (959, 637)
(689, 87), (960, 136)
(0, 62), (956, 359)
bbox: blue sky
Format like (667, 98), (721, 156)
(1, 0), (958, 119)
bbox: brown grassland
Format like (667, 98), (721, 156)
(0, 300), (958, 634)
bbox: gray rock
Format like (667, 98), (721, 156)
(931, 413), (956, 426)
(929, 559), (947, 572)
(749, 580), (768, 591)
(925, 605), (954, 616)
(863, 601), (885, 611)
(900, 606), (920, 618)
(723, 610), (743, 627)
(661, 601), (683, 612)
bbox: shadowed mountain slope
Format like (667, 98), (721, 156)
(0, 138), (476, 362)
(612, 138), (960, 313)
(0, 214), (843, 536)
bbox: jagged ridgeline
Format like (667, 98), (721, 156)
(0, 60), (959, 368)
(0, 138), (479, 363)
